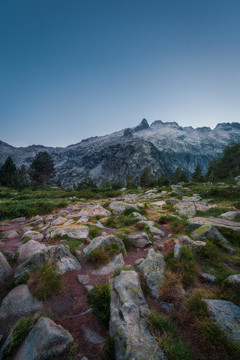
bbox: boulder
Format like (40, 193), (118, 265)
(151, 201), (167, 207)
(204, 299), (240, 345)
(191, 224), (228, 244)
(83, 235), (126, 257)
(149, 226), (165, 237)
(14, 245), (81, 282)
(109, 201), (138, 215)
(188, 217), (240, 234)
(0, 285), (42, 321)
(226, 274), (240, 287)
(79, 204), (111, 217)
(18, 240), (46, 261)
(174, 202), (196, 218)
(178, 235), (206, 249)
(1, 230), (18, 240)
(92, 254), (124, 276)
(132, 212), (147, 221)
(128, 232), (152, 248)
(219, 211), (240, 221)
(57, 210), (69, 216)
(82, 327), (105, 345)
(12, 317), (73, 360)
(77, 216), (89, 223)
(138, 248), (165, 299)
(52, 217), (67, 226)
(77, 275), (90, 285)
(201, 273), (216, 284)
(50, 226), (89, 240)
(174, 242), (182, 260)
(0, 252), (11, 286)
(22, 230), (44, 243)
(110, 271), (167, 360)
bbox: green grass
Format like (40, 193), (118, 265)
(87, 283), (110, 328)
(88, 225), (102, 239)
(86, 243), (124, 267)
(159, 215), (187, 233)
(148, 312), (194, 360)
(196, 207), (229, 218)
(28, 262), (62, 300)
(218, 228), (240, 247)
(122, 207), (147, 216)
(62, 240), (82, 257)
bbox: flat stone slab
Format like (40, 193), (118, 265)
(50, 226), (89, 240)
(188, 217), (240, 233)
(18, 240), (46, 261)
(174, 202), (196, 218)
(219, 211), (240, 221)
(204, 299), (240, 345)
(52, 217), (68, 226)
(151, 201), (167, 206)
(92, 253), (124, 276)
(78, 204), (111, 217)
(83, 235), (126, 257)
(191, 224), (228, 244)
(1, 230), (18, 239)
(22, 230), (44, 243)
(109, 201), (138, 215)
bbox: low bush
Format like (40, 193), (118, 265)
(86, 243), (124, 267)
(87, 283), (110, 328)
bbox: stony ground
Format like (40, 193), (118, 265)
(0, 184), (240, 360)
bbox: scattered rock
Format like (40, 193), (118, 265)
(138, 248), (165, 299)
(174, 242), (182, 260)
(149, 226), (165, 237)
(204, 299), (240, 345)
(188, 217), (240, 234)
(110, 270), (167, 360)
(77, 274), (90, 285)
(79, 204), (111, 217)
(191, 224), (228, 244)
(22, 230), (44, 243)
(128, 232), (152, 248)
(226, 274), (240, 287)
(1, 230), (18, 240)
(18, 240), (46, 261)
(45, 215), (53, 221)
(14, 245), (81, 282)
(83, 235), (126, 257)
(52, 217), (67, 226)
(51, 226), (89, 240)
(11, 317), (73, 360)
(57, 210), (69, 216)
(0, 285), (42, 321)
(151, 201), (166, 206)
(0, 252), (11, 286)
(135, 258), (144, 265)
(92, 254), (124, 276)
(84, 285), (93, 292)
(219, 211), (240, 221)
(82, 327), (105, 345)
(132, 212), (147, 221)
(178, 235), (206, 249)
(77, 216), (89, 223)
(109, 201), (138, 215)
(174, 201), (196, 218)
(201, 273), (216, 284)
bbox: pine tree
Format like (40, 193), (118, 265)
(192, 164), (204, 182)
(172, 167), (188, 184)
(0, 157), (17, 187)
(140, 167), (152, 188)
(29, 152), (55, 185)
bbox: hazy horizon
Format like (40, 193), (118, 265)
(1, 0), (240, 147)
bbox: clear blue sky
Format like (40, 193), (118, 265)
(1, 0), (240, 147)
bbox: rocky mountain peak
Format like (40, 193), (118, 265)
(133, 118), (150, 132)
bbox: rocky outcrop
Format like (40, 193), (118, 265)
(191, 224), (228, 244)
(50, 225), (89, 240)
(83, 235), (126, 257)
(204, 299), (240, 345)
(109, 202), (138, 215)
(14, 245), (81, 282)
(188, 217), (240, 234)
(138, 248), (165, 299)
(12, 317), (73, 360)
(18, 240), (46, 261)
(0, 252), (11, 286)
(110, 270), (167, 360)
(128, 232), (152, 248)
(92, 254), (124, 276)
(79, 204), (111, 217)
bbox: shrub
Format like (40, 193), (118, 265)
(28, 262), (62, 300)
(86, 243), (124, 267)
(100, 337), (115, 360)
(87, 283), (110, 328)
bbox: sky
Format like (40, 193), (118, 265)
(1, 0), (240, 147)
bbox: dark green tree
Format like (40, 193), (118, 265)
(172, 167), (188, 184)
(0, 156), (17, 187)
(157, 176), (170, 187)
(140, 167), (152, 188)
(192, 164), (204, 182)
(16, 165), (29, 189)
(29, 152), (55, 185)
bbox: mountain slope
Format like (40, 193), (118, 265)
(1, 120), (240, 187)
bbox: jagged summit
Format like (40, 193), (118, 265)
(0, 119), (240, 187)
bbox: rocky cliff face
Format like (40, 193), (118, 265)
(1, 119), (240, 187)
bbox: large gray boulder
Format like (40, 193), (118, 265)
(204, 299), (240, 345)
(110, 271), (167, 360)
(50, 225), (89, 240)
(83, 235), (126, 257)
(219, 211), (240, 221)
(1, 230), (18, 240)
(0, 285), (42, 321)
(191, 224), (228, 244)
(22, 230), (44, 243)
(79, 204), (111, 217)
(178, 235), (206, 249)
(174, 201), (196, 218)
(109, 201), (138, 215)
(18, 240), (46, 261)
(226, 274), (240, 287)
(138, 248), (165, 299)
(0, 252), (11, 286)
(128, 232), (152, 248)
(12, 317), (73, 360)
(14, 245), (81, 283)
(188, 217), (240, 234)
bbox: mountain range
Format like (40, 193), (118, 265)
(1, 119), (240, 187)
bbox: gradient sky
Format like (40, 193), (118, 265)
(1, 0), (240, 147)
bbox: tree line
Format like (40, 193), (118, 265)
(0, 152), (55, 189)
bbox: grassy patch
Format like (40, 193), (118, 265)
(159, 215), (187, 233)
(218, 228), (240, 247)
(88, 225), (102, 239)
(148, 312), (194, 360)
(62, 240), (82, 257)
(28, 262), (62, 300)
(87, 283), (110, 328)
(196, 207), (229, 218)
(86, 243), (124, 267)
